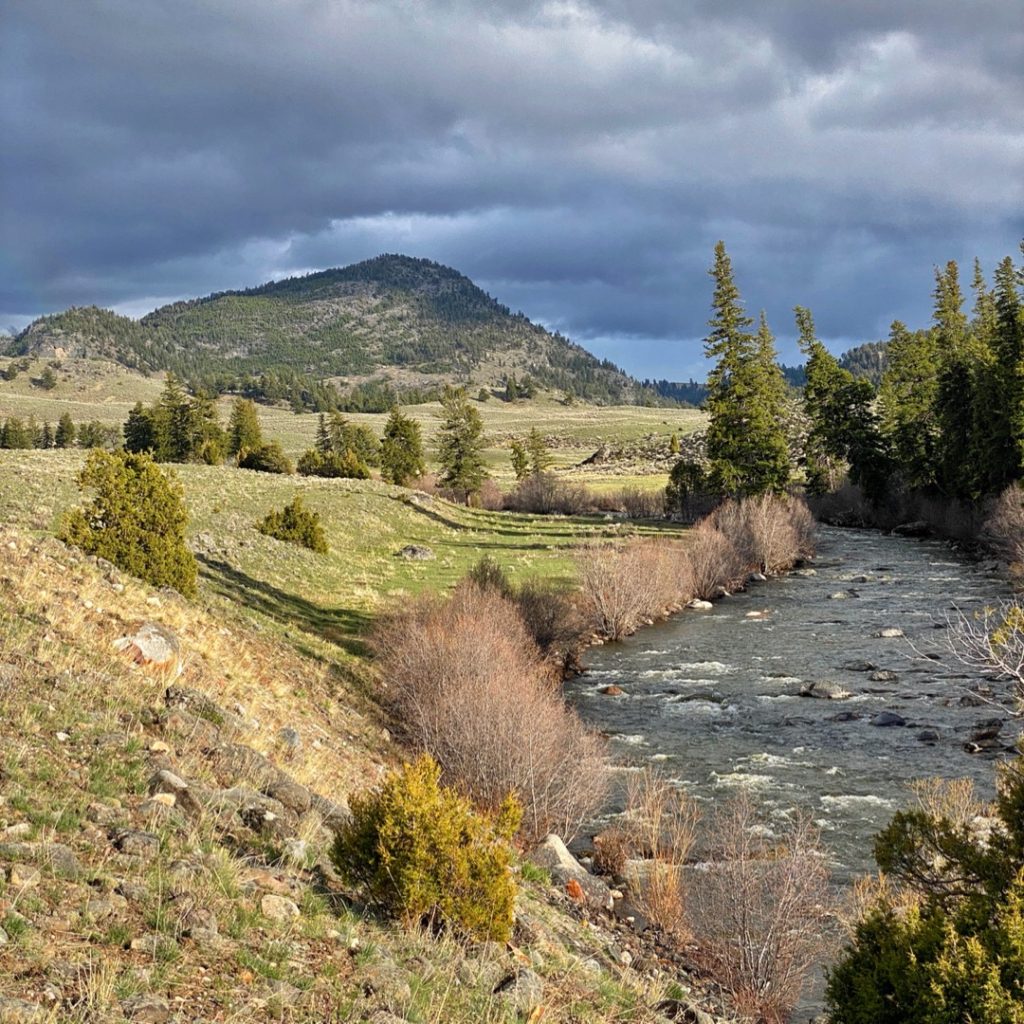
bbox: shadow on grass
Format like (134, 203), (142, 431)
(198, 555), (372, 659)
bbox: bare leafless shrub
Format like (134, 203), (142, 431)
(687, 793), (834, 1024)
(984, 483), (1024, 570)
(503, 473), (595, 515)
(372, 582), (607, 843)
(477, 478), (506, 511)
(910, 776), (985, 828)
(513, 578), (586, 662)
(592, 825), (632, 878)
(616, 486), (666, 520)
(576, 539), (691, 639)
(621, 769), (701, 937)
(940, 599), (1024, 705)
(712, 494), (815, 575)
(684, 522), (745, 600)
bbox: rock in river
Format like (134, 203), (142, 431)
(871, 711), (907, 728)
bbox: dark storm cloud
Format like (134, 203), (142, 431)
(2, 1), (1022, 376)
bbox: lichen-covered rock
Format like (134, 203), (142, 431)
(114, 622), (181, 674)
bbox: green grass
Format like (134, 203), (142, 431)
(0, 449), (685, 659)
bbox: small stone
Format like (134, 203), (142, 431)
(874, 627), (905, 638)
(0, 997), (46, 1022)
(55, 731), (70, 743)
(397, 544), (435, 560)
(282, 838), (308, 864)
(917, 729), (940, 744)
(121, 994), (171, 1022)
(277, 727), (301, 751)
(113, 829), (161, 859)
(600, 685), (625, 696)
(1, 822), (31, 840)
(869, 670), (899, 682)
(687, 599), (713, 610)
(113, 622), (180, 673)
(871, 711), (907, 728)
(148, 740), (171, 754)
(0, 925), (8, 945)
(260, 893), (300, 922)
(494, 969), (544, 1012)
(8, 864), (41, 887)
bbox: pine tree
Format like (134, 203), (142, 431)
(55, 412), (76, 449)
(380, 408), (426, 487)
(228, 398), (263, 457)
(437, 386), (488, 499)
(38, 421), (54, 449)
(37, 366), (58, 390)
(159, 374), (195, 462)
(703, 243), (789, 495)
(877, 321), (939, 490)
(123, 402), (160, 454)
(932, 261), (976, 497)
(526, 428), (553, 475)
(1, 417), (32, 449)
(510, 441), (529, 480)
(986, 254), (1024, 491)
(315, 413), (332, 455)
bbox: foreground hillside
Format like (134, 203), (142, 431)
(11, 255), (651, 404)
(0, 447), (736, 1023)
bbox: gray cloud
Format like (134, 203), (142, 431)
(2, 0), (1022, 376)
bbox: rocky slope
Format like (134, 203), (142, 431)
(0, 529), (735, 1023)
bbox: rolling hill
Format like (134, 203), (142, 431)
(13, 254), (652, 406)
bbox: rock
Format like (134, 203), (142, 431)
(527, 834), (614, 912)
(362, 960), (413, 1005)
(874, 627), (905, 638)
(748, 572), (768, 582)
(828, 590), (857, 600)
(121, 994), (171, 1022)
(149, 769), (201, 816)
(791, 567), (817, 577)
(917, 729), (940, 744)
(396, 544), (435, 560)
(745, 609), (770, 619)
(494, 969), (545, 1013)
(843, 660), (878, 672)
(0, 997), (46, 1022)
(600, 685), (625, 697)
(278, 726), (301, 751)
(85, 893), (129, 921)
(112, 829), (161, 859)
(892, 520), (931, 537)
(260, 893), (300, 922)
(869, 670), (899, 682)
(264, 775), (311, 815)
(969, 719), (1004, 743)
(138, 796), (176, 821)
(0, 925), (7, 946)
(687, 599), (713, 610)
(310, 793), (352, 829)
(654, 1000), (715, 1024)
(0, 822), (31, 840)
(871, 711), (907, 728)
(113, 622), (181, 674)
(799, 681), (851, 700)
(829, 710), (863, 722)
(282, 838), (308, 865)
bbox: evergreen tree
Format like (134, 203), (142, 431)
(0, 417), (32, 449)
(159, 374), (195, 462)
(37, 366), (58, 390)
(985, 255), (1024, 492)
(877, 321), (939, 489)
(55, 412), (76, 449)
(437, 386), (487, 499)
(38, 421), (54, 449)
(228, 398), (263, 457)
(703, 243), (790, 494)
(59, 450), (197, 596)
(123, 402), (160, 454)
(932, 261), (976, 497)
(190, 390), (226, 464)
(380, 408), (426, 487)
(526, 428), (554, 475)
(315, 413), (332, 455)
(509, 441), (529, 480)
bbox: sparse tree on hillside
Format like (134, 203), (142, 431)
(510, 440), (529, 480)
(526, 427), (554, 475)
(55, 412), (76, 449)
(380, 407), (426, 487)
(124, 402), (160, 454)
(315, 413), (332, 455)
(437, 386), (488, 499)
(59, 450), (197, 596)
(38, 421), (53, 449)
(0, 417), (32, 449)
(37, 366), (57, 390)
(228, 398), (263, 457)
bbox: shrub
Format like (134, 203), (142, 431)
(513, 578), (586, 663)
(332, 755), (520, 942)
(504, 472), (593, 515)
(380, 408), (426, 486)
(257, 495), (328, 554)
(466, 555), (513, 597)
(576, 539), (690, 639)
(984, 483), (1024, 569)
(665, 460), (719, 523)
(296, 447), (370, 479)
(59, 450), (198, 596)
(684, 522), (746, 600)
(689, 794), (833, 1024)
(372, 582), (607, 843)
(827, 757), (1024, 1023)
(713, 494), (813, 574)
(618, 485), (666, 519)
(237, 441), (294, 475)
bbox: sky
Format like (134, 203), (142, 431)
(2, 1), (1022, 381)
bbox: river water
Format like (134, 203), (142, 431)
(567, 526), (1018, 1018)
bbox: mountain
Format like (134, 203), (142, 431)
(14, 255), (651, 406)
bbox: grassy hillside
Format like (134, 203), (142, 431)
(13, 255), (658, 404)
(0, 356), (705, 487)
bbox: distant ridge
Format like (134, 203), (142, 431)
(14, 254), (650, 406)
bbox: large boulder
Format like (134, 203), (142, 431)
(799, 680), (851, 700)
(527, 834), (614, 912)
(114, 622), (181, 675)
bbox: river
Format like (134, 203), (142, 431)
(567, 525), (1018, 1019)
